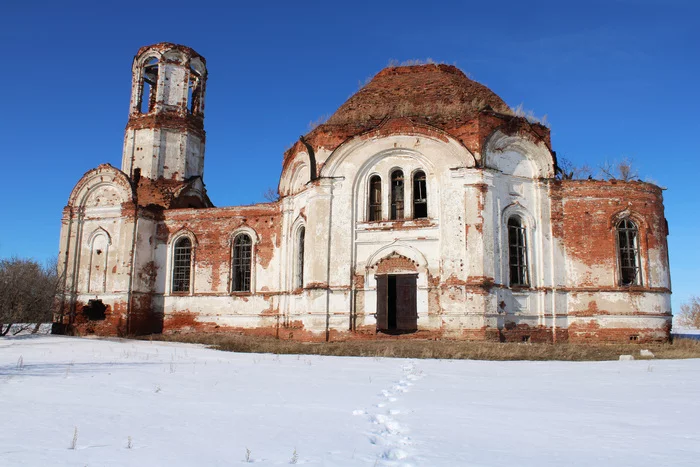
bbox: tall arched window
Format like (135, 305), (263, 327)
(232, 234), (253, 292)
(171, 237), (192, 293)
(368, 175), (382, 221)
(296, 227), (306, 288)
(413, 171), (427, 219)
(139, 57), (159, 114)
(508, 217), (529, 287)
(390, 170), (404, 220)
(617, 218), (641, 286)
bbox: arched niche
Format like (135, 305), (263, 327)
(279, 152), (312, 197)
(87, 228), (111, 293)
(484, 130), (555, 178)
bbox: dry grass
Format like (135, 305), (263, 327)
(505, 103), (549, 126)
(326, 98), (496, 126)
(141, 333), (700, 361)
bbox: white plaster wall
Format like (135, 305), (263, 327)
(318, 134), (475, 328)
(60, 169), (135, 298)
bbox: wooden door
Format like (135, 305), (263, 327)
(395, 274), (418, 332)
(376, 275), (388, 331)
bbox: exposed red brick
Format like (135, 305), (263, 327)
(374, 254), (418, 274)
(282, 64), (549, 171)
(552, 180), (667, 288)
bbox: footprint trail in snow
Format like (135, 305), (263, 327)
(354, 362), (425, 466)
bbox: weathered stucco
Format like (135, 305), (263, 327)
(54, 43), (671, 343)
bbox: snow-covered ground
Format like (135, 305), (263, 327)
(1, 336), (699, 466)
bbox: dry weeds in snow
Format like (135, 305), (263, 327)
(143, 333), (700, 361)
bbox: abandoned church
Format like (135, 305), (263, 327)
(54, 42), (672, 342)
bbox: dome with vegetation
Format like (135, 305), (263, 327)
(283, 62), (551, 167)
(326, 63), (511, 127)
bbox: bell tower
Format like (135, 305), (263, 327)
(122, 43), (207, 182)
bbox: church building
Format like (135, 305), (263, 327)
(54, 42), (672, 342)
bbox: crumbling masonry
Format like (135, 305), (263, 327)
(54, 42), (672, 342)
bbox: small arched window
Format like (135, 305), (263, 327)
(296, 227), (306, 288)
(413, 171), (427, 219)
(368, 175), (382, 221)
(390, 170), (404, 220)
(508, 217), (529, 287)
(617, 218), (641, 286)
(171, 237), (192, 293)
(232, 234), (253, 292)
(139, 57), (159, 114)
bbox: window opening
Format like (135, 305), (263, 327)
(171, 237), (192, 293)
(187, 67), (201, 114)
(617, 218), (641, 286)
(232, 234), (253, 292)
(508, 217), (529, 287)
(296, 227), (305, 288)
(83, 299), (106, 321)
(413, 171), (427, 219)
(368, 175), (382, 221)
(390, 170), (404, 220)
(139, 58), (159, 114)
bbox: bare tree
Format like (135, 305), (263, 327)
(0, 257), (59, 336)
(262, 187), (280, 202)
(677, 296), (700, 329)
(557, 157), (594, 180)
(599, 157), (639, 182)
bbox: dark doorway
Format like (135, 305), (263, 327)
(376, 274), (417, 334)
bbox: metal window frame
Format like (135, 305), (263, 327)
(368, 175), (382, 221)
(412, 171), (427, 219)
(390, 170), (405, 220)
(507, 217), (530, 287)
(232, 234), (253, 292)
(171, 237), (192, 293)
(616, 218), (642, 286)
(296, 227), (306, 289)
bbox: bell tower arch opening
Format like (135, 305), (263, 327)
(138, 57), (159, 114)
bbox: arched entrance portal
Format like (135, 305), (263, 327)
(368, 250), (424, 334)
(376, 274), (418, 333)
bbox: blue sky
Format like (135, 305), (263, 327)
(1, 1), (698, 312)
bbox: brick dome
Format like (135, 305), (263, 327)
(325, 64), (511, 126)
(289, 64), (517, 158)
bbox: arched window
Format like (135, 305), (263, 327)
(232, 234), (253, 292)
(368, 175), (382, 221)
(413, 171), (427, 219)
(617, 218), (641, 286)
(187, 65), (202, 115)
(390, 170), (404, 220)
(139, 57), (159, 114)
(171, 237), (192, 293)
(508, 217), (529, 287)
(296, 227), (306, 288)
